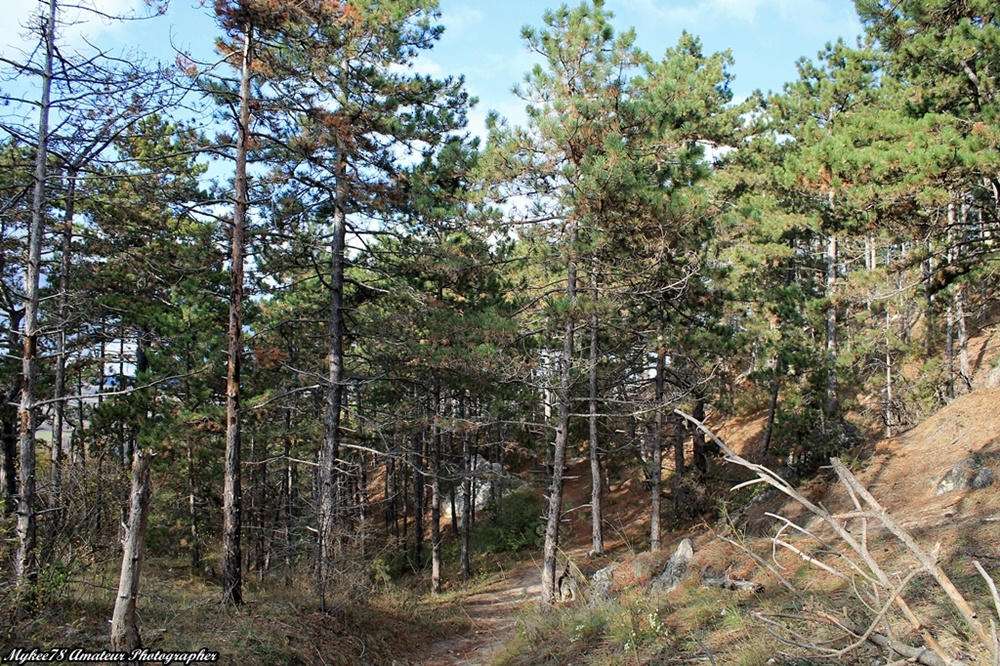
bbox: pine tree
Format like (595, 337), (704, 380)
(222, 0), (470, 609)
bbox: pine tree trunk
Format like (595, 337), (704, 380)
(317, 141), (348, 609)
(187, 439), (200, 570)
(825, 228), (838, 419)
(110, 450), (153, 654)
(541, 221), (577, 609)
(17, 0), (57, 591)
(922, 245), (935, 357)
(251, 434), (266, 577)
(280, 429), (292, 586)
(692, 399), (707, 477)
(51, 166), (76, 514)
(460, 428), (472, 582)
(957, 283), (971, 391)
(761, 362), (779, 455)
(946, 297), (955, 401)
(222, 22), (252, 607)
(412, 430), (424, 570)
(431, 401), (442, 594)
(588, 271), (603, 558)
(672, 412), (685, 519)
(885, 307), (894, 438)
(650, 340), (665, 552)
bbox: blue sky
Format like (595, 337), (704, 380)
(3, 0), (863, 135)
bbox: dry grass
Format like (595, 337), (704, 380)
(1, 554), (472, 665)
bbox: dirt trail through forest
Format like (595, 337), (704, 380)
(408, 561), (541, 666)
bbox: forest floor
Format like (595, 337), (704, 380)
(407, 380), (1000, 665)
(10, 330), (1000, 665)
(409, 559), (541, 666)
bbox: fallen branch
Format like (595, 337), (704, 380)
(702, 575), (762, 593)
(674, 409), (991, 666)
(827, 614), (968, 666)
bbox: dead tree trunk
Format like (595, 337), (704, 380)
(110, 450), (153, 654)
(692, 399), (707, 476)
(412, 430), (424, 570)
(17, 0), (58, 591)
(51, 166), (76, 515)
(825, 227), (838, 420)
(430, 403), (442, 594)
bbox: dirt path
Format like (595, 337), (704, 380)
(410, 562), (541, 666)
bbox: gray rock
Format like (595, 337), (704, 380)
(936, 455), (996, 495)
(987, 364), (1000, 389)
(971, 467), (994, 490)
(589, 565), (616, 607)
(651, 538), (693, 594)
(450, 455), (520, 519)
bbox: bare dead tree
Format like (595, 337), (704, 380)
(110, 450), (153, 654)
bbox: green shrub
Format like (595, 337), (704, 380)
(474, 488), (544, 554)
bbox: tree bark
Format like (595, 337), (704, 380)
(17, 0), (57, 591)
(541, 220), (577, 609)
(51, 166), (76, 511)
(430, 393), (442, 594)
(317, 146), (348, 611)
(650, 339), (665, 552)
(825, 228), (838, 419)
(671, 411), (685, 519)
(221, 22), (253, 607)
(956, 283), (970, 391)
(692, 398), (707, 477)
(460, 428), (472, 583)
(187, 439), (200, 570)
(110, 450), (153, 655)
(885, 306), (894, 438)
(588, 269), (604, 558)
(411, 430), (424, 570)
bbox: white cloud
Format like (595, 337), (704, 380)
(442, 4), (484, 35)
(613, 0), (858, 39)
(0, 0), (154, 59)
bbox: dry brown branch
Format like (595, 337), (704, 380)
(771, 537), (852, 584)
(829, 458), (992, 651)
(716, 533), (802, 600)
(973, 560), (1000, 666)
(674, 409), (994, 666)
(702, 575), (763, 592)
(828, 614), (966, 666)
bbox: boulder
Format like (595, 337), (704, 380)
(588, 564), (616, 607)
(650, 538), (693, 594)
(451, 454), (519, 518)
(936, 454), (996, 495)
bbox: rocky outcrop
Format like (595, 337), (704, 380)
(650, 538), (693, 594)
(588, 564), (616, 607)
(450, 454), (522, 518)
(936, 453), (997, 495)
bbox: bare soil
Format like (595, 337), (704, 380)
(406, 560), (541, 666)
